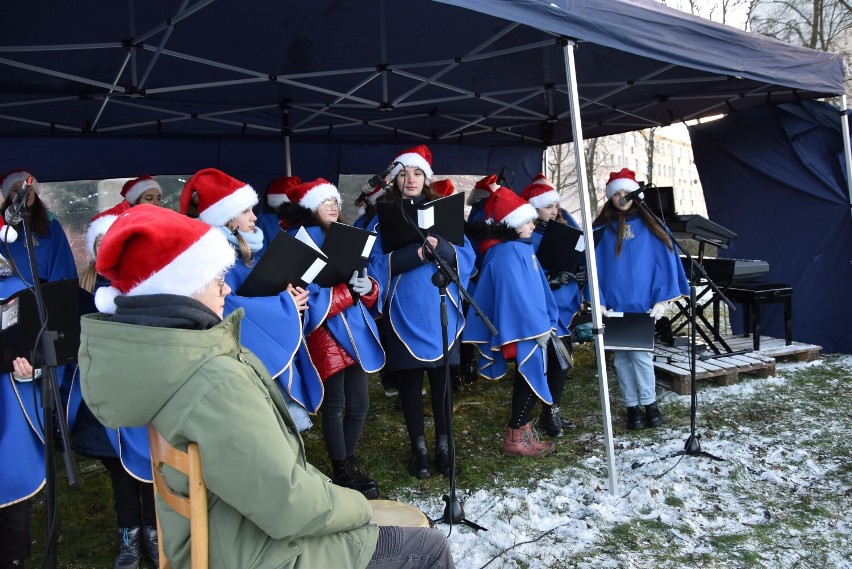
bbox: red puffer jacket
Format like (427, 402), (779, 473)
(306, 279), (378, 381)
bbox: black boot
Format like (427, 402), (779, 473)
(540, 405), (576, 437)
(626, 406), (644, 430)
(434, 435), (450, 476)
(408, 436), (429, 479)
(114, 527), (142, 569)
(644, 402), (664, 428)
(331, 457), (380, 499)
(141, 525), (159, 568)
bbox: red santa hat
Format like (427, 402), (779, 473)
(467, 174), (500, 205)
(94, 205), (235, 314)
(267, 176), (301, 208)
(521, 173), (561, 209)
(430, 179), (455, 198)
(86, 201), (131, 260)
(180, 168), (258, 227)
(287, 178), (342, 212)
(388, 145), (433, 181)
(1, 169), (39, 200)
(605, 168), (640, 199)
(0, 217), (18, 243)
(120, 175), (162, 205)
(484, 188), (537, 230)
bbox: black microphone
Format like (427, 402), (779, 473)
(618, 187), (645, 207)
(359, 161), (401, 198)
(496, 166), (507, 187)
(4, 176), (33, 225)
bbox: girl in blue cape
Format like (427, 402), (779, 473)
(593, 168), (690, 430)
(462, 188), (558, 457)
(521, 174), (584, 438)
(0, 170), (77, 285)
(179, 168), (321, 431)
(367, 145), (475, 478)
(71, 195), (161, 569)
(278, 178), (384, 499)
(257, 175), (301, 253)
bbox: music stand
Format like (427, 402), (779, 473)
(633, 194), (724, 461)
(388, 185), (493, 532)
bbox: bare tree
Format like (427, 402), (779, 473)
(749, 0), (852, 53)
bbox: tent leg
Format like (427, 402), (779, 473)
(285, 135), (292, 177)
(840, 96), (852, 221)
(562, 41), (619, 496)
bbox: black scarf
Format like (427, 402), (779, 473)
(110, 294), (221, 330)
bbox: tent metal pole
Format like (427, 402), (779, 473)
(285, 135), (292, 177)
(562, 41), (618, 496)
(840, 95), (852, 220)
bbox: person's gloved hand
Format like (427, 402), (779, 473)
(600, 306), (615, 318)
(535, 333), (549, 348)
(649, 301), (670, 321)
(349, 269), (372, 296)
(574, 268), (587, 289)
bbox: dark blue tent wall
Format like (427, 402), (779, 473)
(0, 137), (540, 190)
(689, 102), (852, 354)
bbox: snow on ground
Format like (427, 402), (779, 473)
(402, 358), (852, 568)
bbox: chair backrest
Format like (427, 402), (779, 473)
(147, 424), (209, 569)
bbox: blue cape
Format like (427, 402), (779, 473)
(368, 223), (476, 363)
(592, 216), (690, 312)
(3, 218), (77, 284)
(461, 240), (556, 403)
(256, 211), (281, 256)
(224, 259), (323, 421)
(292, 225), (385, 373)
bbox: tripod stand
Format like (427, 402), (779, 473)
(634, 196), (724, 461)
(393, 192), (494, 531)
(3, 183), (79, 569)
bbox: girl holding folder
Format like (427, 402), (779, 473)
(179, 168), (321, 431)
(521, 174), (583, 437)
(593, 168), (689, 430)
(367, 145), (476, 478)
(277, 178), (384, 498)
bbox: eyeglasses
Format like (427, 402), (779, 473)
(320, 200), (340, 211)
(214, 276), (227, 296)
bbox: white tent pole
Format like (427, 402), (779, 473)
(562, 41), (619, 496)
(840, 95), (852, 220)
(285, 134), (292, 177)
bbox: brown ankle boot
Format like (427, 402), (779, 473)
(502, 422), (556, 457)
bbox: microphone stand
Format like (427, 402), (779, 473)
(632, 196), (723, 461)
(393, 187), (494, 531)
(9, 197), (79, 569)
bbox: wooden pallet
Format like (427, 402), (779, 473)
(719, 334), (822, 362)
(652, 343), (776, 395)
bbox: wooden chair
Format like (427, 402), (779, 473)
(147, 424), (209, 569)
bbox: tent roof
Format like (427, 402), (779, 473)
(0, 0), (844, 148)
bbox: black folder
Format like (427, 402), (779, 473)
(376, 192), (465, 252)
(537, 223), (604, 275)
(602, 312), (655, 351)
(1, 278), (82, 372)
(236, 230), (328, 297)
(314, 222), (377, 288)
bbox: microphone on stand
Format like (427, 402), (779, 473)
(618, 185), (646, 207)
(4, 176), (33, 225)
(355, 161), (401, 201)
(496, 166), (507, 187)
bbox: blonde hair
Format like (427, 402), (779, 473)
(79, 261), (98, 293)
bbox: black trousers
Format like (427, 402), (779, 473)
(102, 457), (156, 528)
(0, 499), (30, 563)
(398, 367), (450, 443)
(321, 366), (369, 461)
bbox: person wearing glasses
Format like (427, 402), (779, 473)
(277, 178), (384, 499)
(79, 205), (455, 569)
(180, 168), (320, 431)
(366, 145), (476, 479)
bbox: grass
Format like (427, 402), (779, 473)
(24, 348), (852, 568)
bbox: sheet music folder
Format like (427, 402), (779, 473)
(602, 312), (655, 351)
(237, 231), (328, 297)
(315, 222), (377, 287)
(1, 278), (82, 372)
(536, 222), (605, 274)
(376, 192), (465, 252)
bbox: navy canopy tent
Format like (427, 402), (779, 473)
(689, 101), (852, 354)
(0, 0), (844, 187)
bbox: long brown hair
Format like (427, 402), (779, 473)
(1, 194), (50, 235)
(593, 200), (672, 257)
(79, 261), (98, 293)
